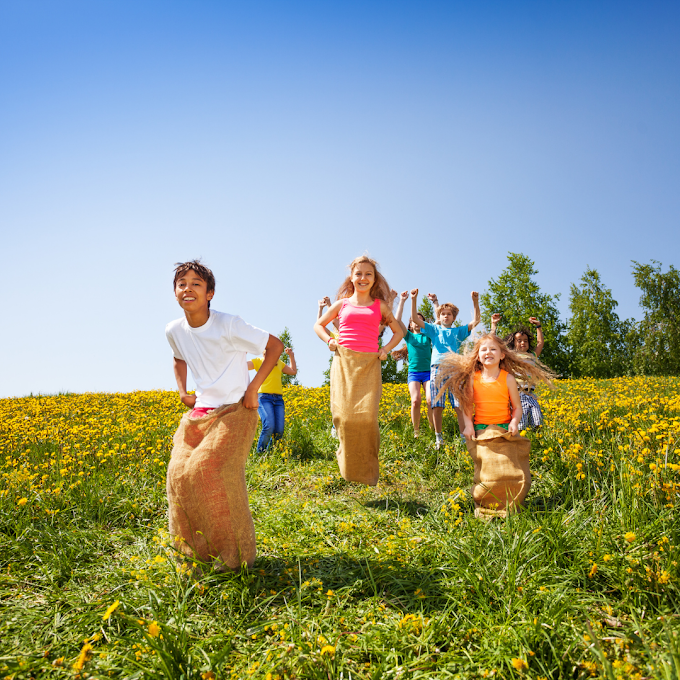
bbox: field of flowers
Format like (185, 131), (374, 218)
(1, 377), (679, 679)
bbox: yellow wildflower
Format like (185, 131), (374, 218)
(511, 657), (527, 670)
(148, 621), (161, 637)
(102, 600), (120, 621)
(625, 532), (636, 543)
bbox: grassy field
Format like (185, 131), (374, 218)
(1, 377), (679, 679)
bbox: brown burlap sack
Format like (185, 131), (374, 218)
(166, 400), (259, 571)
(465, 425), (531, 519)
(330, 344), (382, 486)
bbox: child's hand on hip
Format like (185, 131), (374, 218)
(328, 338), (338, 352)
(181, 394), (197, 409)
(243, 385), (259, 410)
(378, 349), (388, 361)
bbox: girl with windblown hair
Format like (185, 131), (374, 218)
(314, 256), (403, 486)
(435, 334), (556, 518)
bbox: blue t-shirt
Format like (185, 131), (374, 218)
(421, 323), (470, 365)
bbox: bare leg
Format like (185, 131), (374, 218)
(408, 381), (422, 432)
(424, 381), (434, 429)
(433, 406), (444, 433)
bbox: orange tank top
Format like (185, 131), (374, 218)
(473, 369), (511, 425)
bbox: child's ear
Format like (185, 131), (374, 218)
(207, 290), (214, 301)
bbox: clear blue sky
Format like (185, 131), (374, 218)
(2, 1), (679, 397)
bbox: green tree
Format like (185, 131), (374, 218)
(631, 260), (680, 376)
(278, 327), (299, 386)
(567, 268), (630, 378)
(418, 297), (435, 323)
(480, 252), (569, 375)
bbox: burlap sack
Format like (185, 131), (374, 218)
(167, 400), (259, 571)
(330, 344), (382, 486)
(465, 425), (531, 519)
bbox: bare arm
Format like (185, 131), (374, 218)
(529, 317), (544, 357)
(173, 358), (196, 408)
(247, 360), (254, 370)
(490, 313), (501, 335)
(378, 304), (405, 359)
(427, 293), (440, 319)
(462, 410), (475, 442)
(468, 291), (481, 333)
(244, 335), (284, 409)
(395, 290), (409, 335)
(314, 300), (344, 351)
(411, 289), (426, 329)
(282, 348), (297, 375)
(507, 374), (522, 435)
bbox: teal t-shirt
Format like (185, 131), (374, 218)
(403, 331), (432, 372)
(421, 323), (470, 365)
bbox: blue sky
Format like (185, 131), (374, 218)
(2, 1), (679, 396)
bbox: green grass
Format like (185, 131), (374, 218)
(1, 379), (679, 679)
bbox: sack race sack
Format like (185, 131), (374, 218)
(465, 425), (531, 519)
(167, 400), (259, 571)
(330, 344), (382, 486)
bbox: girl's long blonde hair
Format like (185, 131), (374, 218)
(336, 256), (392, 306)
(435, 333), (557, 415)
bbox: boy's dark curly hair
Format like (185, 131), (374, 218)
(504, 325), (535, 352)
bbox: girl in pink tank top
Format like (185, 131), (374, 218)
(313, 256), (404, 486)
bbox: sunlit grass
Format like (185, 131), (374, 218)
(1, 377), (679, 678)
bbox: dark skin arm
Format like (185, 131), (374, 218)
(173, 358), (195, 408)
(244, 335), (284, 409)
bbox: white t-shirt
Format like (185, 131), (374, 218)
(165, 310), (269, 409)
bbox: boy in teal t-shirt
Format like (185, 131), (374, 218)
(410, 289), (480, 449)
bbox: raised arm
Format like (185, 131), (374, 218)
(282, 348), (297, 375)
(411, 289), (425, 329)
(173, 357), (195, 409)
(490, 313), (501, 335)
(529, 317), (544, 357)
(395, 290), (409, 335)
(427, 293), (440, 319)
(244, 335), (284, 409)
(314, 299), (344, 351)
(378, 301), (404, 360)
(468, 291), (481, 332)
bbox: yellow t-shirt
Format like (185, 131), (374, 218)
(251, 358), (286, 394)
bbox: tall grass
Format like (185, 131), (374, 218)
(0, 377), (678, 679)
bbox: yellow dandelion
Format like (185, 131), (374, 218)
(148, 621), (161, 637)
(624, 532), (636, 543)
(72, 643), (93, 671)
(17, 497), (28, 506)
(102, 600), (120, 621)
(511, 657), (527, 670)
(320, 645), (336, 656)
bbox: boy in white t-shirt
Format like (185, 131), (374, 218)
(166, 260), (283, 414)
(165, 260), (283, 571)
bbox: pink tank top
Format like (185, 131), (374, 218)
(338, 298), (382, 353)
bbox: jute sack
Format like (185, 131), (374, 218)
(330, 344), (382, 486)
(465, 425), (531, 519)
(167, 400), (259, 570)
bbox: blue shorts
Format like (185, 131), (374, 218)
(408, 370), (431, 384)
(430, 364), (460, 410)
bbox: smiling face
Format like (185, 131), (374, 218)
(351, 262), (375, 295)
(478, 338), (505, 369)
(514, 332), (530, 353)
(174, 269), (214, 313)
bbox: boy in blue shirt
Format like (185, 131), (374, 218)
(411, 288), (481, 449)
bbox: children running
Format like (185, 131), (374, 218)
(394, 290), (434, 437)
(248, 347), (297, 452)
(435, 333), (555, 518)
(314, 256), (403, 485)
(410, 289), (481, 449)
(165, 260), (283, 571)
